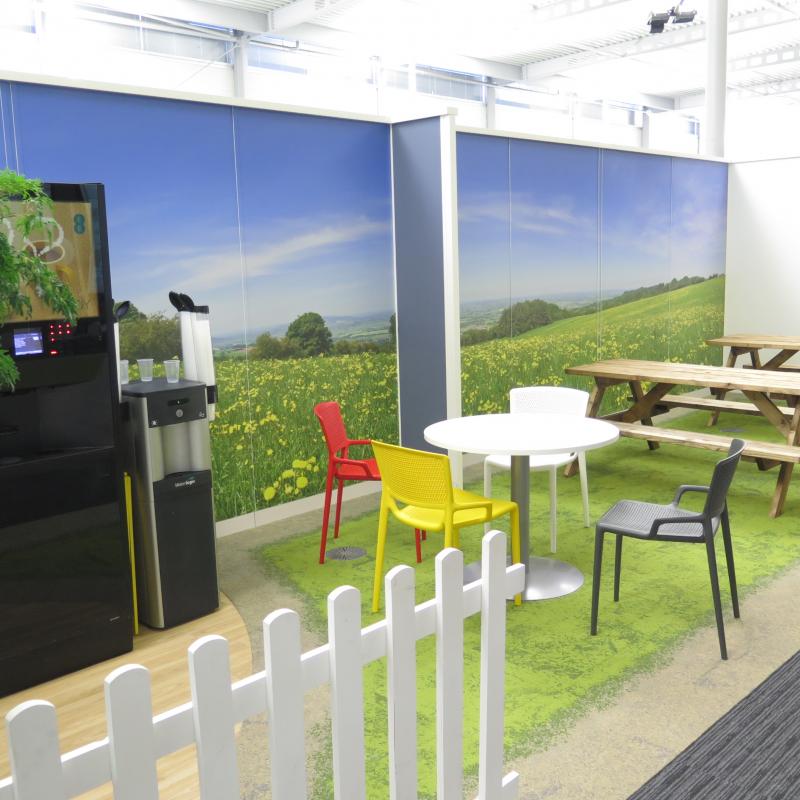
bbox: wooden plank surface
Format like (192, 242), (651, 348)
(657, 395), (794, 418)
(612, 422), (800, 462)
(0, 594), (252, 800)
(566, 359), (800, 395)
(707, 334), (800, 351)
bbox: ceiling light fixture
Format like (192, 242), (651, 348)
(648, 3), (696, 34)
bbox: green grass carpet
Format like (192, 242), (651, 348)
(260, 411), (800, 799)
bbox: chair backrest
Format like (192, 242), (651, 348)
(372, 440), (453, 508)
(510, 385), (590, 416)
(704, 438), (745, 519)
(314, 401), (349, 455)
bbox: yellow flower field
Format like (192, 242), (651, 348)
(206, 278), (723, 521)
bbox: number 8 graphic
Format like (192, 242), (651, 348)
(73, 214), (86, 234)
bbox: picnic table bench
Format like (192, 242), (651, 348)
(564, 359), (800, 517)
(706, 334), (800, 424)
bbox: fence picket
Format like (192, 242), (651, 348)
(385, 565), (418, 800)
(6, 701), (66, 800)
(264, 609), (307, 800)
(328, 585), (366, 800)
(435, 548), (464, 800)
(0, 534), (525, 800)
(188, 635), (240, 800)
(104, 664), (159, 800)
(478, 531), (508, 800)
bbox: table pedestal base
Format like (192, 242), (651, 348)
(463, 556), (584, 601)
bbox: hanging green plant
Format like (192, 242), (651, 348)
(0, 169), (78, 389)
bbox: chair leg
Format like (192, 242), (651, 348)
(484, 461), (493, 534)
(549, 466), (557, 554)
(421, 530), (427, 541)
(415, 529), (422, 564)
(319, 468), (335, 564)
(578, 451), (590, 528)
(613, 535), (622, 602)
(705, 533), (728, 660)
(510, 504), (522, 606)
(372, 501), (390, 613)
(591, 528), (604, 635)
(721, 511), (740, 619)
(333, 479), (344, 539)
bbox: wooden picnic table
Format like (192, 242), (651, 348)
(564, 359), (800, 517)
(706, 334), (800, 424)
(706, 334), (800, 372)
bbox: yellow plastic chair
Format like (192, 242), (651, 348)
(371, 440), (522, 612)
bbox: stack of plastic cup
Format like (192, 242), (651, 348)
(119, 359), (129, 385)
(164, 359), (180, 383)
(137, 358), (154, 382)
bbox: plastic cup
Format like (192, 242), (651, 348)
(164, 359), (180, 383)
(119, 359), (129, 385)
(137, 358), (154, 382)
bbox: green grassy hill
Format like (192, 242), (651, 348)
(462, 276), (725, 415)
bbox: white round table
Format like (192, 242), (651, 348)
(424, 412), (619, 601)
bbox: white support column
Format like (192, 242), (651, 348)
(703, 0), (728, 157)
(232, 32), (249, 99)
(485, 85), (496, 130)
(439, 110), (463, 486)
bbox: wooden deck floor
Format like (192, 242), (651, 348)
(0, 593), (252, 799)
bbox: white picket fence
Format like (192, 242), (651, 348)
(0, 530), (525, 800)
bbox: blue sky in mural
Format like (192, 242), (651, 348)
(12, 84), (245, 334)
(671, 157), (727, 279)
(601, 149), (672, 297)
(233, 108), (393, 339)
(457, 134), (600, 308)
(457, 133), (511, 307)
(510, 138), (598, 305)
(11, 84), (393, 339)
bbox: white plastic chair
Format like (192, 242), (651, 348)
(484, 386), (591, 552)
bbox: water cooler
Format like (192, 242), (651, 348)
(122, 378), (218, 628)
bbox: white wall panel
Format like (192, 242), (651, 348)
(726, 158), (800, 361)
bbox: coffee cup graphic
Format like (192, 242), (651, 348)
(26, 240), (66, 265)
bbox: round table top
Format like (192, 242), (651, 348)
(424, 412), (619, 456)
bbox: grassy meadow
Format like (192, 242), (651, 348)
(206, 276), (723, 520)
(462, 276), (725, 415)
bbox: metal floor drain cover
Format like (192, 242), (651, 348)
(326, 546), (367, 561)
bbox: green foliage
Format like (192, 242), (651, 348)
(389, 312), (396, 348)
(0, 169), (79, 389)
(286, 311), (333, 357)
(252, 331), (301, 360)
(332, 339), (380, 355)
(496, 298), (566, 337)
(118, 311), (181, 362)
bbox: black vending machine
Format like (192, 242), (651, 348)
(0, 183), (133, 697)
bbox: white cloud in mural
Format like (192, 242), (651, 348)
(459, 191), (595, 238)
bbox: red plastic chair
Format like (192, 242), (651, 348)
(314, 401), (425, 564)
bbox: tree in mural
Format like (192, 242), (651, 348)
(252, 331), (300, 360)
(118, 304), (181, 362)
(286, 312), (333, 357)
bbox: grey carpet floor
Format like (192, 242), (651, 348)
(628, 649), (800, 799)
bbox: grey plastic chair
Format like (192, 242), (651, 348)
(590, 439), (745, 660)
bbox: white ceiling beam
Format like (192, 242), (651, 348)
(522, 4), (798, 81)
(267, 0), (361, 33)
(731, 74), (800, 96)
(527, 0), (632, 24)
(87, 0), (270, 33)
(730, 42), (800, 73)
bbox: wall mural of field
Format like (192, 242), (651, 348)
(457, 133), (728, 415)
(11, 83), (396, 521)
